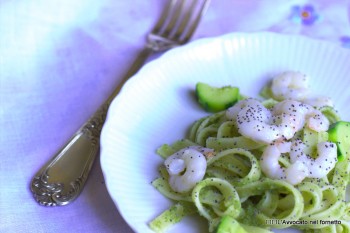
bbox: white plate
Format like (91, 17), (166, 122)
(100, 32), (350, 233)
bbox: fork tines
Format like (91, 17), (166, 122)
(151, 0), (210, 45)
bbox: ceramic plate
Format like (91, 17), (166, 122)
(100, 32), (350, 233)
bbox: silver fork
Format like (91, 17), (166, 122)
(30, 0), (211, 206)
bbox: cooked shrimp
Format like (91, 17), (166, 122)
(228, 98), (329, 145)
(164, 147), (208, 193)
(289, 139), (337, 178)
(234, 99), (280, 144)
(285, 160), (309, 185)
(272, 100), (309, 139)
(226, 98), (270, 123)
(261, 141), (310, 185)
(272, 100), (330, 134)
(234, 99), (306, 143)
(309, 142), (337, 177)
(305, 109), (330, 132)
(261, 139), (337, 184)
(260, 141), (291, 180)
(271, 71), (310, 101)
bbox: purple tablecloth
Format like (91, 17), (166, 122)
(1, 0), (349, 232)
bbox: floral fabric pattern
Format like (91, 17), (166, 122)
(290, 5), (320, 25)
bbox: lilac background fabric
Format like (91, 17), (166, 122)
(1, 0), (349, 232)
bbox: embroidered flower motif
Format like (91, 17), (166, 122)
(290, 5), (320, 25)
(340, 36), (350, 48)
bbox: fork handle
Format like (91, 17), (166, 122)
(30, 47), (154, 206)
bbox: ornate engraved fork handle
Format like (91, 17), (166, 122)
(30, 47), (154, 206)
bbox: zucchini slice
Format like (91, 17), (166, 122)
(216, 216), (247, 233)
(196, 82), (239, 112)
(215, 215), (272, 233)
(328, 121), (350, 161)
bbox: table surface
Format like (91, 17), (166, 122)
(1, 0), (350, 233)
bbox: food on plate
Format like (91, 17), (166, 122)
(216, 215), (249, 233)
(328, 121), (350, 162)
(196, 82), (240, 112)
(216, 215), (272, 233)
(149, 71), (350, 233)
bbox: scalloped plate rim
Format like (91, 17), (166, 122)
(100, 32), (350, 233)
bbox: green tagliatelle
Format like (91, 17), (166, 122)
(149, 86), (349, 233)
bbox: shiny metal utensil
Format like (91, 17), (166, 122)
(30, 0), (211, 206)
